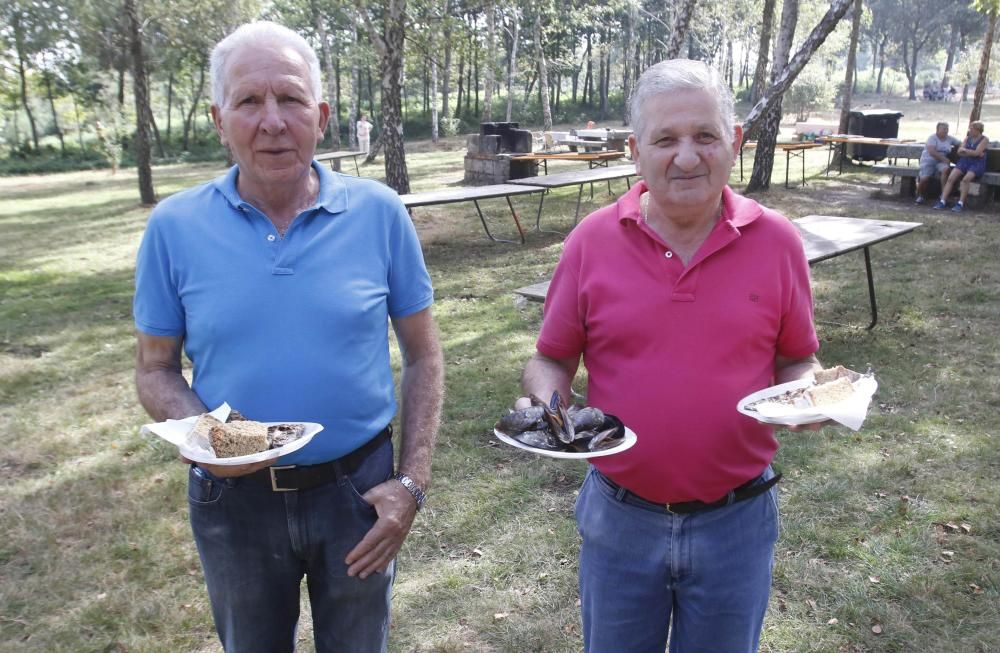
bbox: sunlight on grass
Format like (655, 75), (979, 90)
(2, 111), (999, 651)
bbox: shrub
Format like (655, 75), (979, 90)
(785, 70), (836, 121)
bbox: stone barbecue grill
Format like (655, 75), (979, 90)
(464, 121), (538, 185)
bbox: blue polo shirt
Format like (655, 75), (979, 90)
(134, 163), (434, 464)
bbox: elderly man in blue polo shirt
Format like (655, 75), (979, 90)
(133, 21), (443, 653)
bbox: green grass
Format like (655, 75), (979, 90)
(1, 99), (998, 652)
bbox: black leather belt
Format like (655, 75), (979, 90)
(245, 425), (392, 492)
(599, 469), (781, 514)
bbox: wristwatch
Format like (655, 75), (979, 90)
(394, 473), (427, 510)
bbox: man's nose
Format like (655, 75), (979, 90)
(259, 98), (286, 134)
(673, 140), (700, 169)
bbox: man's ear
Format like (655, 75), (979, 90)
(316, 102), (331, 142)
(628, 134), (640, 176)
(731, 124), (744, 159)
(211, 105), (227, 147)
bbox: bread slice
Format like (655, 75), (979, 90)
(191, 414), (222, 441)
(209, 421), (269, 458)
(814, 365), (861, 384)
(805, 376), (855, 406)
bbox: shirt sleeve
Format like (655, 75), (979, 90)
(537, 241), (586, 360)
(775, 229), (819, 360)
(386, 199), (434, 318)
(133, 211), (186, 337)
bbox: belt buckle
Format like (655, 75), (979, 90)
(664, 503), (676, 514)
(269, 465), (297, 492)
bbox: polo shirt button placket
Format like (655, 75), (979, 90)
(267, 234), (276, 242)
(664, 251), (673, 259)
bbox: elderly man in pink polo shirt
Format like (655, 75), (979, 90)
(515, 59), (826, 653)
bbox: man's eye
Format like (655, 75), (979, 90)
(698, 133), (717, 142)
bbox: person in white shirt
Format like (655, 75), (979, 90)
(356, 113), (373, 153)
(915, 122), (959, 204)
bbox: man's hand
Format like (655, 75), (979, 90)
(344, 478), (418, 579)
(779, 419), (832, 432)
(181, 454), (273, 478)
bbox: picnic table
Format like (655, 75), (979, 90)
(514, 215), (922, 329)
(511, 150), (625, 174)
(314, 150), (364, 175)
(508, 164), (639, 231)
(778, 142), (826, 188)
(815, 135), (917, 174)
(398, 184), (544, 244)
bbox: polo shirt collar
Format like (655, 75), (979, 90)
(618, 181), (764, 229)
(214, 161), (349, 215)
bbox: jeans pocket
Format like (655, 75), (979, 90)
(187, 465), (225, 505)
(342, 440), (394, 511)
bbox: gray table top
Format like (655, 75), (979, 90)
(399, 184), (545, 207)
(515, 215), (922, 302)
(315, 150), (363, 161)
(508, 164), (638, 188)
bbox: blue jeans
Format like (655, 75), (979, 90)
(188, 438), (395, 653)
(575, 466), (780, 653)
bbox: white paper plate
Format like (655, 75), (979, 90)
(141, 405), (323, 465)
(494, 426), (637, 459)
(737, 376), (878, 428)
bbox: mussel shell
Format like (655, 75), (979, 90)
(496, 406), (546, 434)
(512, 430), (564, 451)
(573, 414), (625, 452)
(571, 406), (606, 432)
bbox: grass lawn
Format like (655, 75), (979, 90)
(1, 99), (998, 652)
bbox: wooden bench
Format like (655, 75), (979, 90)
(514, 215), (922, 330)
(399, 184), (545, 244)
(871, 165), (1000, 208)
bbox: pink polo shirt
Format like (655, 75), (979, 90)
(537, 181), (819, 503)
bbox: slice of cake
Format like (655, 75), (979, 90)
(805, 376), (855, 406)
(209, 421), (269, 458)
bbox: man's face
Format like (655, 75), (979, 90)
(628, 89), (740, 211)
(937, 125), (949, 139)
(211, 45), (329, 194)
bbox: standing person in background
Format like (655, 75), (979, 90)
(914, 122), (959, 205)
(134, 21), (443, 653)
(511, 59), (827, 653)
(934, 120), (989, 213)
(357, 112), (374, 154)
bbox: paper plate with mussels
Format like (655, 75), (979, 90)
(493, 392), (636, 459)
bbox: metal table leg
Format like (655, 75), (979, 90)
(472, 199), (521, 244)
(863, 246), (878, 329)
(504, 194), (526, 244)
(353, 156), (361, 176)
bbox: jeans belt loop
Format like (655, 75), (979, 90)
(725, 489), (737, 506)
(614, 486), (628, 502)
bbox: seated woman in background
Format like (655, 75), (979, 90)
(915, 122), (959, 205)
(934, 120), (989, 213)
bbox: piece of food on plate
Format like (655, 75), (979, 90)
(813, 365), (861, 384)
(804, 376), (856, 406)
(209, 421), (270, 458)
(192, 414), (223, 439)
(268, 423), (306, 448)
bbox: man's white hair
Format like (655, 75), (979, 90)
(210, 21), (322, 107)
(630, 59), (736, 144)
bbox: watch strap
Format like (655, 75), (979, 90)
(394, 473), (426, 510)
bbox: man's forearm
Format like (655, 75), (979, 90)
(136, 369), (206, 422)
(396, 350), (444, 490)
(521, 353), (578, 407)
(774, 354), (823, 385)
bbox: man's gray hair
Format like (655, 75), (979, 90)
(629, 59), (735, 143)
(936, 121), (949, 131)
(210, 21), (322, 107)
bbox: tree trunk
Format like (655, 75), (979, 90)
(442, 0), (453, 120)
(432, 54), (439, 141)
(73, 94), (84, 150)
(942, 24), (960, 88)
(836, 0), (863, 138)
(313, 1), (342, 167)
(183, 62), (206, 152)
(741, 0), (854, 140)
(360, 0), (410, 193)
(535, 13), (552, 131)
(876, 35), (887, 94)
(970, 10), (997, 123)
(482, 0), (496, 121)
(749, 0), (777, 105)
(746, 0), (799, 193)
(902, 40), (917, 100)
(664, 0), (699, 59)
(584, 33), (593, 106)
(166, 72), (174, 142)
(506, 9), (519, 122)
(42, 69), (67, 157)
(622, 5), (635, 125)
(12, 13), (39, 153)
(350, 26), (360, 148)
(455, 38), (465, 120)
(125, 0), (156, 204)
